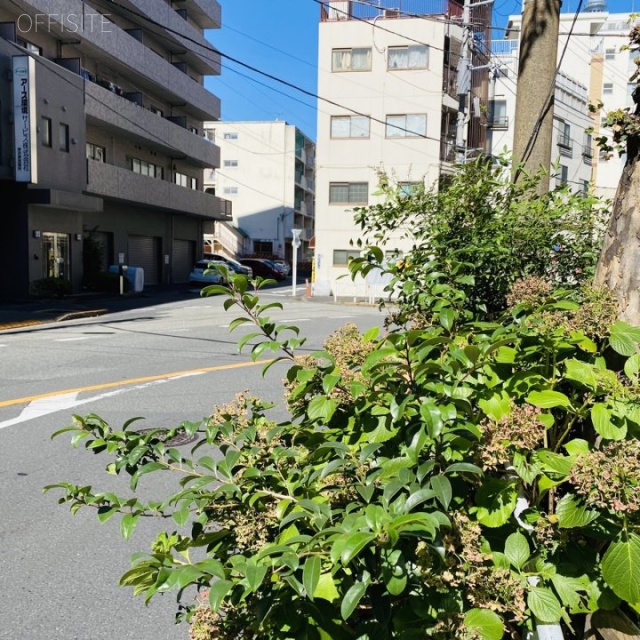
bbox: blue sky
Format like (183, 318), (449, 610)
(204, 0), (635, 141)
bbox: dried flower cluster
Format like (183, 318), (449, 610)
(478, 404), (546, 471)
(285, 324), (375, 409)
(507, 276), (553, 309)
(569, 440), (640, 515)
(563, 286), (618, 340)
(416, 513), (526, 633)
(189, 591), (247, 640)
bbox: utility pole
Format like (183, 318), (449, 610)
(455, 0), (494, 163)
(512, 0), (561, 192)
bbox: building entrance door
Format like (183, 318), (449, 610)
(42, 232), (70, 279)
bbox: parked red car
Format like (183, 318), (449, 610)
(239, 259), (286, 281)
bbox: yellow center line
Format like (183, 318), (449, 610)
(0, 359), (268, 409)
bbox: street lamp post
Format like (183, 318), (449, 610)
(291, 228), (302, 297)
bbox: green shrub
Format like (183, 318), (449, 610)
(30, 276), (72, 299)
(46, 272), (640, 639)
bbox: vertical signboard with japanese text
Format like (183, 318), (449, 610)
(12, 55), (38, 183)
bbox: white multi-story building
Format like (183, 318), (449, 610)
(490, 4), (637, 198)
(314, 0), (490, 295)
(202, 121), (315, 262)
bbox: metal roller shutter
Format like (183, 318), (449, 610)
(128, 235), (160, 285)
(173, 239), (195, 283)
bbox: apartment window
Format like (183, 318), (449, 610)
(174, 172), (197, 189)
(149, 105), (163, 116)
(223, 132), (238, 140)
(86, 142), (105, 162)
(399, 182), (421, 197)
(330, 115), (370, 138)
(333, 249), (361, 266)
(388, 45), (429, 70)
(386, 114), (427, 138)
(329, 182), (368, 204)
(558, 122), (572, 149)
(17, 38), (42, 56)
(41, 117), (52, 147)
(205, 129), (215, 143)
(254, 241), (273, 254)
(189, 126), (198, 135)
(583, 133), (593, 161)
(223, 160), (238, 167)
(223, 186), (238, 195)
(58, 123), (69, 152)
(559, 164), (568, 186)
(488, 99), (508, 128)
(603, 82), (614, 95)
(605, 48), (615, 60)
(332, 47), (372, 72)
(130, 157), (164, 179)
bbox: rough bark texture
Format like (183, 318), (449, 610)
(585, 609), (640, 639)
(594, 153), (640, 325)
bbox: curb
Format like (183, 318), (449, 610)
(54, 308), (109, 322)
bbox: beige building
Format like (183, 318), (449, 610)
(202, 120), (315, 262)
(0, 0), (226, 297)
(313, 0), (490, 295)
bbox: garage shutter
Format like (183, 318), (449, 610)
(173, 239), (195, 283)
(128, 235), (161, 285)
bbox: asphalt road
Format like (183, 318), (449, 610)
(0, 289), (385, 640)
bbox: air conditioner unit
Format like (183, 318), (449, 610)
(384, 7), (400, 17)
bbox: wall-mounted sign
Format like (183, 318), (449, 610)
(12, 55), (38, 183)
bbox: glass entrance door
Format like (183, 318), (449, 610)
(42, 232), (70, 279)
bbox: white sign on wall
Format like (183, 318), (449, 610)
(12, 55), (38, 183)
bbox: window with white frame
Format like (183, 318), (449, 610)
(174, 172), (197, 189)
(488, 99), (508, 128)
(329, 182), (368, 204)
(332, 47), (372, 71)
(399, 182), (422, 197)
(605, 48), (615, 60)
(387, 45), (429, 70)
(385, 114), (427, 138)
(603, 82), (614, 95)
(223, 159), (238, 167)
(330, 115), (370, 138)
(559, 164), (568, 186)
(333, 249), (361, 266)
(223, 186), (238, 195)
(130, 157), (164, 179)
(223, 132), (238, 140)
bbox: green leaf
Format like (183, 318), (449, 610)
(404, 489), (436, 512)
(475, 479), (518, 528)
(556, 494), (599, 529)
(527, 390), (571, 409)
(120, 513), (140, 540)
(534, 450), (573, 478)
(504, 532), (530, 570)
(208, 579), (233, 612)
(340, 532), (376, 564)
(314, 573), (340, 602)
(564, 359), (597, 389)
(303, 556), (321, 600)
(439, 308), (456, 332)
(591, 403), (627, 441)
(624, 353), (640, 381)
(528, 587), (562, 623)
(602, 534), (640, 605)
(609, 321), (640, 356)
(463, 608), (504, 640)
(341, 582), (367, 620)
(430, 475), (452, 510)
(307, 397), (338, 422)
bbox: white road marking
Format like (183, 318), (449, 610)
(55, 337), (90, 342)
(0, 372), (206, 430)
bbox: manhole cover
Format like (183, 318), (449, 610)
(136, 428), (198, 447)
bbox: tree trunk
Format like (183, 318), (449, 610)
(594, 153), (640, 325)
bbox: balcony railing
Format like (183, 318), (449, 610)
(557, 135), (573, 151)
(320, 0), (463, 21)
(488, 115), (509, 129)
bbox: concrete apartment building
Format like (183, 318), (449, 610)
(202, 120), (315, 263)
(313, 0), (491, 295)
(0, 0), (226, 298)
(489, 2), (636, 198)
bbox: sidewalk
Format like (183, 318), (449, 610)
(0, 284), (196, 332)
